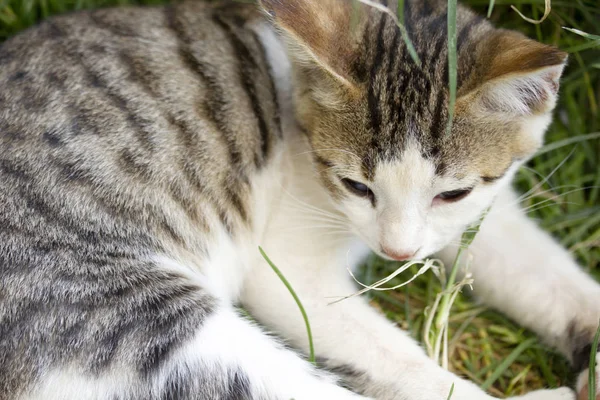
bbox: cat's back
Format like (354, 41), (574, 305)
(0, 2), (285, 395)
(0, 0), (280, 169)
(0, 0), (282, 245)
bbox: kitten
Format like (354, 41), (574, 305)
(0, 0), (598, 399)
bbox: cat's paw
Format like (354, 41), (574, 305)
(576, 352), (600, 400)
(508, 387), (575, 400)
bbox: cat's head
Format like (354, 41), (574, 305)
(261, 0), (567, 260)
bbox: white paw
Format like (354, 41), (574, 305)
(508, 387), (576, 400)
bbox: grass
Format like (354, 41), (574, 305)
(260, 247), (316, 365)
(590, 324), (600, 400)
(1, 0), (598, 397)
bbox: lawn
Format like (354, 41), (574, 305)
(1, 0), (598, 397)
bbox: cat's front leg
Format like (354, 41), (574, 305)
(242, 243), (574, 400)
(438, 185), (600, 399)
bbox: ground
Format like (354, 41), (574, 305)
(1, 0), (598, 397)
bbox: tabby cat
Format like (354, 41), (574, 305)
(0, 0), (598, 399)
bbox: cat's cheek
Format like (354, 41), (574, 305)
(424, 221), (463, 257)
(416, 233), (449, 260)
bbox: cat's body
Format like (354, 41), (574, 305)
(0, 1), (599, 399)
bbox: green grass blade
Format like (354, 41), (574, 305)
(589, 321), (600, 400)
(356, 0), (421, 66)
(446, 0), (458, 136)
(397, 0), (404, 23)
(446, 383), (455, 400)
(535, 132), (600, 156)
(563, 27), (600, 42)
(259, 246), (316, 365)
(487, 0), (495, 17)
(481, 338), (537, 390)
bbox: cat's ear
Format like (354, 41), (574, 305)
(460, 31), (567, 116)
(259, 0), (366, 88)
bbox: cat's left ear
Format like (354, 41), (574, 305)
(459, 31), (568, 117)
(259, 0), (367, 88)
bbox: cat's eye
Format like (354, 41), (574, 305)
(434, 188), (473, 203)
(341, 178), (374, 201)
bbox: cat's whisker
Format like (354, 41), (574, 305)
(285, 225), (351, 233)
(283, 199), (341, 216)
(284, 204), (348, 225)
(522, 201), (581, 216)
(515, 184), (580, 204)
(499, 150), (574, 212)
(317, 232), (355, 239)
(294, 220), (348, 229)
(281, 209), (347, 224)
(489, 186), (599, 217)
(294, 148), (362, 160)
(518, 191), (584, 212)
(511, 185), (586, 214)
(281, 190), (346, 222)
(279, 200), (350, 228)
(519, 165), (558, 187)
(320, 165), (342, 174)
(284, 224), (350, 231)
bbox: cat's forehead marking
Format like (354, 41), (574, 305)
(357, 8), (485, 177)
(373, 139), (436, 191)
(301, 0), (559, 187)
(299, 4), (490, 176)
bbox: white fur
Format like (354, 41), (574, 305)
(26, 22), (592, 400)
(240, 23), (587, 400)
(478, 64), (566, 116)
(520, 113), (554, 147)
(240, 135), (578, 399)
(24, 307), (362, 400)
(159, 308), (364, 400)
(513, 388), (576, 400)
(22, 367), (135, 400)
(438, 186), (600, 357)
(335, 137), (512, 261)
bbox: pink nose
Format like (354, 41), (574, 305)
(381, 247), (416, 261)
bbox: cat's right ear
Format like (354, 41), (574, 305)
(459, 30), (568, 118)
(259, 0), (367, 88)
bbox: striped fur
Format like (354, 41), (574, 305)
(0, 2), (285, 398)
(268, 0), (566, 184)
(1, 0), (592, 399)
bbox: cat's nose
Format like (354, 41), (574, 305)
(381, 247), (416, 261)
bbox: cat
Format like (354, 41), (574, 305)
(0, 0), (598, 399)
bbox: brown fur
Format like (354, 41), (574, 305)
(263, 0), (567, 193)
(261, 0), (368, 86)
(0, 2), (280, 395)
(0, 0), (568, 396)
